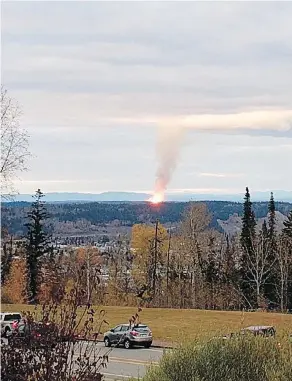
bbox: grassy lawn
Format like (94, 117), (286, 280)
(2, 304), (292, 343)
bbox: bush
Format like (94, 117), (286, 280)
(143, 337), (292, 381)
(1, 267), (110, 381)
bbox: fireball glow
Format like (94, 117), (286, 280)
(148, 191), (165, 204)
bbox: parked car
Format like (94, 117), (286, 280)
(104, 323), (152, 349)
(9, 321), (79, 349)
(7, 321), (55, 349)
(240, 326), (276, 337)
(0, 312), (23, 337)
(215, 326), (276, 341)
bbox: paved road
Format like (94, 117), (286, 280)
(1, 338), (165, 380)
(75, 341), (165, 380)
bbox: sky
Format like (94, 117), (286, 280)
(2, 1), (292, 197)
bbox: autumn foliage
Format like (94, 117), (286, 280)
(2, 258), (27, 303)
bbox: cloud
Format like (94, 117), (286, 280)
(173, 110), (292, 138)
(168, 188), (242, 195)
(181, 110), (292, 131)
(1, 1), (292, 194)
(3, 2), (292, 114)
(105, 110), (292, 139)
(199, 173), (244, 179)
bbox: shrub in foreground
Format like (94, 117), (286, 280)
(143, 337), (292, 381)
(1, 267), (109, 381)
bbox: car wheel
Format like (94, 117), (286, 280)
(144, 342), (152, 348)
(104, 337), (111, 347)
(124, 339), (132, 349)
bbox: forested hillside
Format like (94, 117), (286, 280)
(2, 200), (292, 237)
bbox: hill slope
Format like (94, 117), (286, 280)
(2, 201), (291, 237)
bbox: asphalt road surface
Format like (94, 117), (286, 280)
(1, 338), (165, 380)
(75, 341), (165, 380)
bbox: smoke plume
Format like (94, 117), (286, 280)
(153, 123), (184, 200)
(151, 109), (292, 201)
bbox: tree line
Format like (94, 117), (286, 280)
(2, 198), (292, 236)
(1, 187), (292, 311)
(105, 188), (292, 311)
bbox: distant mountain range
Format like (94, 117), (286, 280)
(3, 190), (292, 203)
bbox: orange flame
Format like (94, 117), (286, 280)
(148, 191), (165, 204)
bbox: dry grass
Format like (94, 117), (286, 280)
(2, 304), (292, 343)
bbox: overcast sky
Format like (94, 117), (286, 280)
(2, 1), (292, 197)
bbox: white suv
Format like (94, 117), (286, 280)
(0, 312), (23, 337)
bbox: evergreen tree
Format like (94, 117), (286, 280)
(203, 235), (221, 309)
(240, 187), (257, 307)
(240, 187), (256, 253)
(200, 237), (219, 284)
(282, 210), (292, 310)
(265, 192), (278, 304)
(283, 210), (292, 238)
(25, 189), (52, 303)
(223, 236), (236, 282)
(268, 192), (277, 246)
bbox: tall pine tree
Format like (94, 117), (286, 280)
(265, 192), (278, 305)
(240, 187), (256, 253)
(268, 192), (277, 247)
(283, 210), (292, 310)
(25, 189), (52, 304)
(240, 187), (257, 307)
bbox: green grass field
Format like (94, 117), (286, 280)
(2, 304), (292, 343)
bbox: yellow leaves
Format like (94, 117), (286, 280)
(131, 223), (168, 256)
(2, 258), (27, 303)
(65, 278), (75, 294)
(132, 224), (154, 254)
(131, 223), (169, 286)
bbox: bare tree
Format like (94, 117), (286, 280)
(106, 236), (134, 305)
(276, 236), (292, 312)
(180, 203), (212, 308)
(242, 233), (276, 308)
(1, 86), (30, 197)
